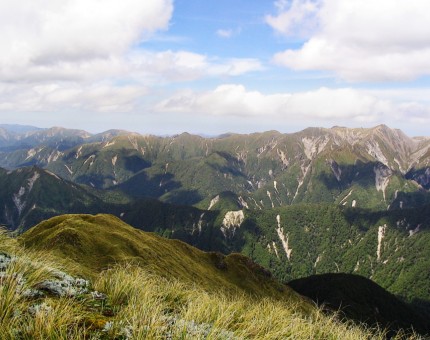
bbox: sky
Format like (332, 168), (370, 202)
(1, 0), (430, 136)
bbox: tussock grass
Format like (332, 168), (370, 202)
(2, 298), (89, 339)
(0, 229), (89, 339)
(1, 221), (424, 339)
(94, 264), (417, 340)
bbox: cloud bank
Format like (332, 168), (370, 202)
(267, 0), (430, 81)
(156, 84), (430, 126)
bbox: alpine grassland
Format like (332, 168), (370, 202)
(0, 215), (421, 339)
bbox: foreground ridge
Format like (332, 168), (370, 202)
(0, 214), (419, 338)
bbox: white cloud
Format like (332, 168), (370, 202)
(0, 82), (147, 113)
(0, 1), (261, 85)
(267, 0), (430, 81)
(0, 1), (264, 115)
(265, 0), (320, 38)
(128, 51), (208, 83)
(0, 55), (263, 115)
(0, 0), (173, 82)
(156, 84), (290, 116)
(0, 0), (173, 115)
(208, 58), (264, 77)
(116, 51), (264, 83)
(155, 84), (430, 126)
(216, 29), (234, 38)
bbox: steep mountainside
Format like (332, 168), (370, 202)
(216, 204), (430, 305)
(0, 166), (106, 232)
(1, 124), (430, 323)
(0, 166), (224, 247)
(1, 125), (429, 210)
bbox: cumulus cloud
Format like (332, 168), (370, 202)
(156, 84), (290, 116)
(0, 82), (147, 113)
(208, 58), (264, 77)
(0, 0), (173, 81)
(0, 51), (264, 114)
(128, 51), (263, 82)
(0, 0), (262, 85)
(267, 0), (430, 81)
(155, 84), (430, 126)
(0, 0), (174, 115)
(0, 1), (264, 115)
(265, 0), (320, 38)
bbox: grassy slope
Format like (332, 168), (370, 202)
(1, 214), (409, 339)
(19, 214), (299, 301)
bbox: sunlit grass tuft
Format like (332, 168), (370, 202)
(94, 264), (417, 339)
(0, 229), (90, 339)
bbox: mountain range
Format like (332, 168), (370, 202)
(0, 123), (429, 334)
(1, 124), (430, 209)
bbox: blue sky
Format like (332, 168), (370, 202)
(1, 0), (430, 136)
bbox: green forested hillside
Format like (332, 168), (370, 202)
(0, 166), (105, 231)
(2, 125), (430, 211)
(221, 204), (430, 305)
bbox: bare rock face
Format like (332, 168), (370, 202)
(276, 215), (292, 260)
(221, 210), (244, 237)
(328, 159), (342, 182)
(374, 163), (393, 201)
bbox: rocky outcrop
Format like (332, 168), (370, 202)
(221, 210), (244, 237)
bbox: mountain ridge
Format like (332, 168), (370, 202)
(19, 213), (298, 299)
(0, 126), (430, 208)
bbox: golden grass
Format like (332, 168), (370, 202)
(0, 230), (89, 339)
(18, 214), (306, 302)
(1, 224), (424, 339)
(93, 264), (412, 340)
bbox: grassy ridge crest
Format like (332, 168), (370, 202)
(0, 214), (411, 338)
(19, 214), (299, 300)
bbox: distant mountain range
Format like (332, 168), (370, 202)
(1, 124), (429, 210)
(1, 124), (429, 326)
